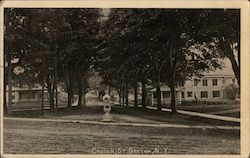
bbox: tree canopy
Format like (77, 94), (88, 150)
(4, 8), (240, 114)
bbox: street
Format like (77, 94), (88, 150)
(4, 118), (239, 154)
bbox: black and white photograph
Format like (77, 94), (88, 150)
(1, 0), (249, 157)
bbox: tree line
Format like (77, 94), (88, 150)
(4, 8), (240, 115)
(4, 8), (101, 115)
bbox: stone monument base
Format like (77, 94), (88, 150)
(103, 113), (113, 122)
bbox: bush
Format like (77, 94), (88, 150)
(225, 83), (239, 100)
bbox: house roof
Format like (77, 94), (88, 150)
(149, 85), (183, 92)
(202, 59), (235, 77)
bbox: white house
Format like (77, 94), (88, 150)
(148, 59), (238, 106)
(6, 85), (48, 104)
(181, 74), (236, 102)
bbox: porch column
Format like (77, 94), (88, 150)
(179, 91), (182, 104)
(161, 91), (163, 105)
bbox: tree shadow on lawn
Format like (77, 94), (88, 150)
(7, 105), (239, 127)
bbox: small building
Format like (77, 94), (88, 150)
(6, 85), (48, 104)
(148, 85), (182, 106)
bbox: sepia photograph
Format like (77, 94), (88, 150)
(0, 1), (249, 157)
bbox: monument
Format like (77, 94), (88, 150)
(102, 90), (113, 122)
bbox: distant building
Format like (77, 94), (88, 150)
(6, 85), (48, 104)
(181, 74), (236, 102)
(148, 59), (238, 106)
(5, 84), (67, 104)
(148, 74), (237, 106)
(148, 85), (182, 106)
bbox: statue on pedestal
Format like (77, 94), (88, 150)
(102, 90), (112, 122)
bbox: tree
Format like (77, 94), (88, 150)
(194, 9), (240, 86)
(225, 83), (239, 100)
(4, 8), (33, 115)
(6, 9), (102, 111)
(100, 9), (225, 114)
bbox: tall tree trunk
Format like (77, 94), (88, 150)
(122, 82), (125, 106)
(47, 80), (55, 109)
(169, 45), (177, 114)
(41, 82), (45, 115)
(155, 54), (161, 111)
(134, 81), (138, 108)
(77, 82), (82, 106)
(170, 76), (177, 113)
(141, 79), (147, 109)
(119, 85), (122, 105)
(82, 84), (86, 106)
(55, 51), (58, 114)
(221, 38), (240, 87)
(77, 65), (83, 107)
(227, 50), (240, 87)
(69, 72), (74, 106)
(4, 81), (8, 116)
(7, 53), (13, 115)
(156, 80), (161, 111)
(67, 66), (74, 107)
(77, 80), (82, 106)
(119, 92), (122, 105)
(125, 82), (129, 106)
(48, 90), (54, 109)
(67, 87), (72, 107)
(237, 36), (240, 88)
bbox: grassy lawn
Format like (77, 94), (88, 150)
(4, 118), (240, 154)
(12, 101), (67, 111)
(12, 100), (240, 118)
(174, 103), (240, 118)
(176, 104), (239, 112)
(9, 106), (239, 126)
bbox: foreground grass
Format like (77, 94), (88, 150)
(4, 118), (239, 154)
(9, 106), (239, 126)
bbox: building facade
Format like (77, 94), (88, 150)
(149, 85), (182, 106)
(148, 74), (238, 106)
(181, 74), (237, 102)
(6, 85), (49, 104)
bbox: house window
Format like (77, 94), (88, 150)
(232, 79), (235, 83)
(201, 91), (208, 98)
(175, 92), (179, 98)
(213, 91), (220, 98)
(187, 92), (193, 97)
(163, 91), (170, 98)
(31, 91), (36, 99)
(194, 79), (199, 87)
(20, 91), (36, 100)
(202, 79), (208, 86)
(19, 91), (29, 100)
(153, 92), (157, 99)
(212, 79), (218, 86)
(181, 92), (185, 98)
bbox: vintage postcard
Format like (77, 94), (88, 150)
(0, 0), (249, 158)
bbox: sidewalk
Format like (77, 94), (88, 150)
(132, 105), (240, 123)
(209, 108), (240, 115)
